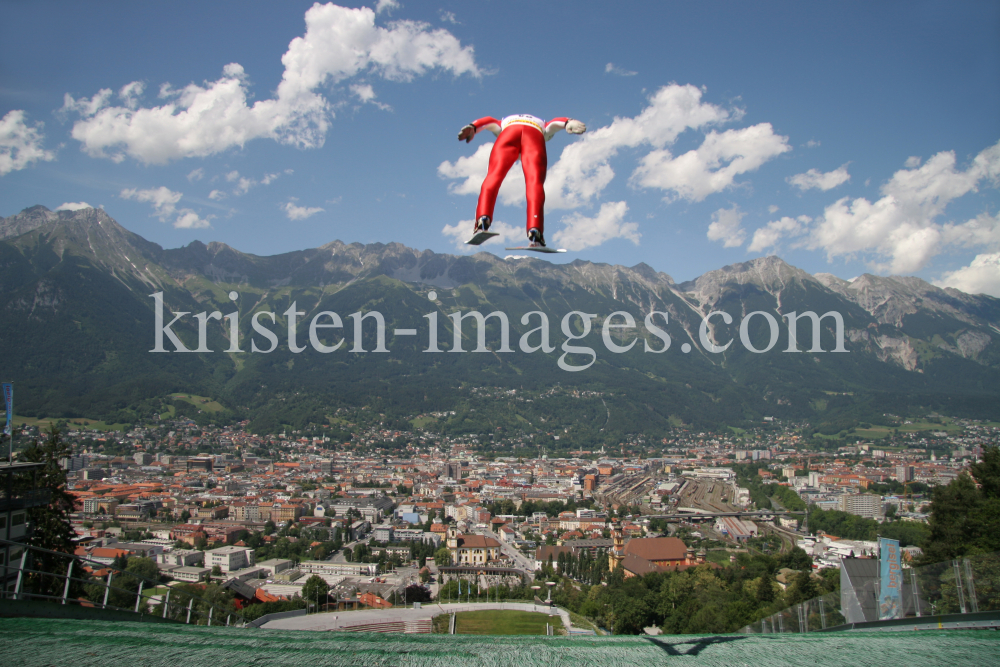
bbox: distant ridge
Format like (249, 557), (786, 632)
(1, 204), (998, 432)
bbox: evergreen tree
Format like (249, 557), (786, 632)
(18, 427), (75, 554)
(786, 571), (818, 606)
(970, 446), (1000, 499)
(920, 469), (1000, 562)
(301, 574), (329, 610)
(756, 570), (775, 604)
(16, 427), (78, 598)
(434, 547), (452, 566)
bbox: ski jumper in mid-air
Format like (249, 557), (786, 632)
(458, 114), (586, 248)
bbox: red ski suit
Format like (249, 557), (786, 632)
(469, 115), (571, 234)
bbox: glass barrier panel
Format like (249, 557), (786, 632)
(965, 552), (1000, 613)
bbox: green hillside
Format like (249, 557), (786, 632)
(2, 205), (999, 437)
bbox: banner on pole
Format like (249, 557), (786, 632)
(879, 537), (902, 620)
(1, 383), (11, 436)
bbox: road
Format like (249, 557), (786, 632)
(262, 601), (572, 632)
(474, 528), (535, 573)
(330, 535), (371, 563)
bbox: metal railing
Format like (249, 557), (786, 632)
(0, 537), (248, 628)
(741, 551), (1000, 633)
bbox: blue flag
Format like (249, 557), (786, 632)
(1, 383), (11, 436)
(879, 537), (902, 620)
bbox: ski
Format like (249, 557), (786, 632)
(466, 230), (499, 245)
(504, 246), (567, 254)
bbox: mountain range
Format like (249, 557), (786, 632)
(2, 205), (998, 440)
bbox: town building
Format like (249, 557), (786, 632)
(608, 531), (706, 578)
(206, 545), (255, 573)
(445, 527), (501, 565)
(838, 493), (884, 519)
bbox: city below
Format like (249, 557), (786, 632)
(15, 406), (993, 618)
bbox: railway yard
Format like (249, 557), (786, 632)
(679, 478), (734, 513)
(591, 472), (803, 553)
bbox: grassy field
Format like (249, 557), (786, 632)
(704, 550), (736, 566)
(11, 415), (131, 432)
(141, 586), (171, 600)
(854, 419), (962, 439)
(566, 610), (603, 635)
(454, 610), (563, 636)
(169, 393), (226, 412)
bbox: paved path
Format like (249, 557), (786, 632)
(473, 528), (535, 572)
(261, 602), (574, 633)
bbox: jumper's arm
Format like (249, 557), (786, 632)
(458, 117), (502, 142)
(544, 117), (586, 141)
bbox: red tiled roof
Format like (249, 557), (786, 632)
(457, 534), (500, 549)
(622, 536), (689, 562)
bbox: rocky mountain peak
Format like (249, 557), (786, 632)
(813, 272), (850, 292)
(674, 255), (821, 310)
(833, 273), (999, 328)
(1, 205), (59, 239)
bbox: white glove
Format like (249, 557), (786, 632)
(566, 119), (586, 134)
(458, 124), (476, 143)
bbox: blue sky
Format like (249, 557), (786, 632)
(2, 1), (999, 294)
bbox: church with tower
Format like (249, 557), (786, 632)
(609, 526), (707, 578)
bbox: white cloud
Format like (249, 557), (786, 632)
(208, 189), (227, 200)
(935, 253), (1000, 297)
(234, 177), (254, 196)
(551, 201), (640, 251)
(804, 141), (1000, 273)
(787, 164), (850, 191)
(631, 123), (791, 202)
(351, 83), (377, 103)
(439, 10), (458, 24)
(118, 81), (145, 110)
(120, 186), (181, 220)
(805, 140), (820, 148)
(442, 218), (521, 252)
(939, 211), (1000, 249)
(60, 89), (112, 117)
(55, 202), (93, 211)
(746, 141), (1000, 273)
(187, 168), (204, 182)
(748, 215), (811, 253)
(262, 169), (291, 184)
(62, 3), (479, 164)
(277, 3), (479, 87)
(0, 110), (57, 176)
(222, 169), (286, 196)
(605, 63), (637, 77)
(375, 0), (400, 14)
(283, 200), (324, 220)
(350, 82), (392, 110)
(768, 204), (780, 213)
(905, 156), (921, 168)
(706, 205), (747, 248)
(173, 210), (212, 229)
(548, 85), (734, 208)
(64, 64), (296, 164)
(119, 186), (211, 228)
